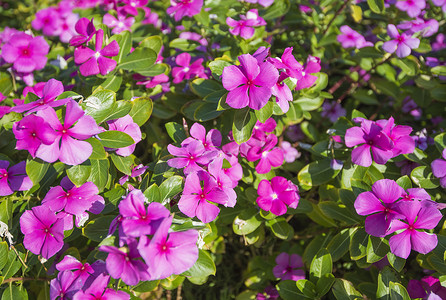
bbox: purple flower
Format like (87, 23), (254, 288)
(272, 253), (305, 281)
(69, 18), (96, 47)
(167, 0), (203, 21)
(103, 13), (135, 34)
(388, 200), (442, 258)
(256, 176), (300, 216)
(107, 115), (141, 157)
(222, 53), (279, 110)
(398, 18), (439, 38)
(56, 255), (94, 284)
(74, 29), (119, 76)
(35, 100), (103, 165)
(407, 276), (446, 300)
(295, 56), (321, 90)
(118, 189), (170, 237)
(178, 171), (228, 223)
(271, 73), (293, 113)
(432, 33), (446, 51)
(395, 0), (426, 17)
(226, 9), (266, 40)
(354, 179), (404, 237)
(121, 0), (148, 15)
(247, 134), (284, 174)
(171, 53), (207, 84)
(99, 240), (151, 286)
(0, 161), (32, 196)
(269, 47), (303, 79)
(138, 216), (199, 280)
(208, 156), (237, 207)
(73, 274), (130, 300)
(50, 270), (83, 300)
(167, 139), (217, 175)
(20, 205), (65, 259)
(241, 0), (274, 7)
(257, 285), (279, 300)
(42, 180), (104, 216)
(382, 24), (420, 58)
(32, 7), (62, 36)
(280, 141), (301, 163)
(432, 149), (446, 188)
(1, 32), (49, 73)
(12, 79), (70, 114)
(337, 25), (373, 49)
(321, 101), (346, 123)
(183, 123), (222, 151)
(432, 0), (446, 11)
(344, 119), (394, 167)
(376, 116), (415, 157)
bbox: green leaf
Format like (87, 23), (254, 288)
(295, 97), (324, 111)
(104, 101), (133, 122)
(255, 101), (273, 123)
(133, 280), (160, 293)
(86, 138), (107, 159)
(99, 75), (122, 92)
(129, 97), (153, 126)
(190, 78), (224, 98)
(434, 132), (446, 153)
(349, 228), (368, 261)
(83, 215), (116, 242)
(432, 66), (446, 76)
(263, 0), (291, 20)
(139, 36), (163, 54)
(233, 209), (263, 235)
(286, 102), (304, 121)
(0, 242), (9, 270)
(209, 60), (232, 77)
(276, 281), (309, 300)
(182, 250), (216, 277)
(165, 122), (187, 144)
(232, 108), (257, 144)
(265, 218), (294, 240)
(377, 267), (398, 299)
(1, 284), (28, 300)
(118, 47), (157, 71)
(389, 282), (410, 300)
(110, 153), (133, 175)
(298, 159), (342, 187)
(169, 38), (199, 51)
(0, 72), (13, 96)
(319, 202), (360, 225)
(296, 280), (317, 298)
(26, 158), (49, 186)
(84, 89), (116, 123)
(395, 176), (412, 190)
(387, 252), (406, 273)
(87, 159), (109, 192)
(310, 249), (332, 282)
(66, 162), (92, 186)
(194, 102), (223, 121)
(367, 236), (390, 263)
(431, 85), (446, 101)
(367, 0), (384, 13)
(0, 200), (12, 226)
(98, 131), (135, 148)
(316, 273), (336, 297)
(110, 30), (132, 63)
(332, 279), (362, 300)
(327, 228), (353, 261)
(159, 176), (183, 202)
(410, 166), (439, 189)
(2, 251), (22, 280)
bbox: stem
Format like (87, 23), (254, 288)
(11, 245), (28, 269)
(176, 284), (182, 300)
(321, 1), (351, 36)
(2, 277), (49, 284)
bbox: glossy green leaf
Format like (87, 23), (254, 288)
(159, 175), (183, 202)
(118, 47), (157, 71)
(98, 131), (135, 148)
(410, 166), (439, 189)
(83, 215), (117, 242)
(26, 158), (49, 186)
(66, 162), (91, 186)
(232, 108), (257, 144)
(83, 89), (116, 123)
(265, 218), (293, 240)
(310, 249), (332, 282)
(110, 153), (133, 175)
(332, 279), (362, 300)
(298, 159), (342, 187)
(182, 250), (216, 277)
(129, 97), (153, 126)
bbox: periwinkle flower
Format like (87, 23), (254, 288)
(0, 161), (33, 196)
(256, 176), (300, 216)
(50, 270), (83, 300)
(171, 52), (207, 84)
(74, 29), (120, 76)
(271, 73), (293, 113)
(103, 13), (135, 34)
(167, 139), (217, 175)
(432, 33), (446, 51)
(382, 24), (420, 58)
(321, 101), (346, 123)
(222, 53), (278, 110)
(272, 253), (305, 281)
(32, 7), (62, 36)
(395, 0), (426, 17)
(376, 116), (415, 157)
(69, 17), (96, 47)
(337, 25), (373, 49)
(107, 115), (141, 157)
(241, 0), (274, 7)
(280, 141), (301, 163)
(407, 276), (446, 300)
(73, 274), (130, 300)
(226, 9), (266, 40)
(56, 255), (94, 284)
(247, 134), (284, 174)
(167, 0), (203, 22)
(431, 149), (446, 188)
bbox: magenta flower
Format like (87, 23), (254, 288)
(257, 286), (279, 300)
(269, 47), (303, 79)
(395, 0), (425, 17)
(273, 253), (305, 281)
(99, 240), (151, 286)
(256, 176), (300, 216)
(433, 33), (446, 51)
(118, 189), (170, 237)
(0, 161), (32, 196)
(242, 0), (274, 7)
(50, 270), (83, 300)
(222, 53), (279, 110)
(321, 101), (346, 123)
(56, 255), (94, 284)
(398, 18), (439, 38)
(178, 171), (228, 223)
(407, 276), (446, 300)
(167, 0), (203, 21)
(121, 0), (149, 15)
(103, 13), (135, 34)
(167, 139), (217, 175)
(32, 7), (62, 36)
(280, 141), (301, 163)
(20, 205), (65, 259)
(35, 100), (103, 165)
(74, 29), (119, 76)
(13, 114), (56, 157)
(295, 56), (321, 90)
(138, 216), (199, 280)
(69, 18), (96, 47)
(42, 181), (104, 216)
(344, 119), (394, 167)
(432, 149), (446, 188)
(354, 179), (404, 237)
(172, 53), (207, 84)
(1, 32), (49, 74)
(73, 274), (130, 300)
(337, 25), (373, 49)
(107, 115), (141, 157)
(136, 73), (170, 90)
(182, 123), (222, 151)
(208, 156), (237, 207)
(376, 117), (415, 157)
(382, 24), (420, 58)
(271, 73), (293, 113)
(388, 200), (442, 259)
(12, 79), (70, 114)
(247, 134), (284, 174)
(433, 0), (446, 11)
(226, 9), (266, 40)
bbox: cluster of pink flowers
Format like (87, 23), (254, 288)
(32, 1), (79, 43)
(355, 179), (443, 259)
(222, 47), (321, 112)
(0, 160), (32, 196)
(168, 123), (242, 223)
(345, 116), (415, 167)
(172, 52), (208, 84)
(226, 9), (266, 40)
(257, 176), (300, 216)
(167, 0), (203, 22)
(337, 25), (373, 49)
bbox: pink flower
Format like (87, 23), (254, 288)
(35, 100), (103, 165)
(58, 12), (79, 43)
(337, 25), (373, 49)
(382, 24), (420, 58)
(107, 115), (142, 156)
(182, 123), (222, 151)
(226, 9), (266, 39)
(280, 141), (301, 163)
(138, 216), (199, 279)
(74, 29), (120, 76)
(271, 73), (293, 113)
(295, 56), (321, 90)
(1, 32), (49, 74)
(73, 274), (130, 300)
(268, 47), (302, 79)
(56, 255), (94, 284)
(167, 0), (203, 22)
(172, 52), (207, 84)
(222, 53), (278, 110)
(69, 18), (96, 47)
(376, 116), (415, 157)
(20, 205), (65, 259)
(433, 33), (446, 51)
(432, 149), (446, 188)
(0, 160), (33, 196)
(32, 7), (62, 36)
(247, 134), (284, 174)
(167, 139), (217, 175)
(50, 270), (83, 300)
(256, 176), (300, 216)
(120, 0), (148, 16)
(321, 101), (346, 123)
(395, 0), (426, 17)
(273, 253), (305, 281)
(103, 13), (135, 34)
(241, 0), (274, 7)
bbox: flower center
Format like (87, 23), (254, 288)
(94, 52), (101, 59)
(21, 48), (30, 56)
(184, 67), (190, 72)
(44, 228), (49, 233)
(272, 193), (278, 199)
